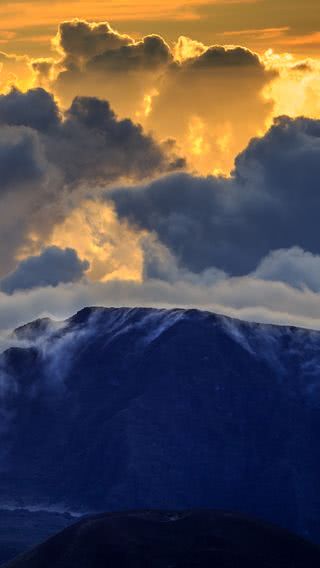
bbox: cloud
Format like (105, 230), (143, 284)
(49, 20), (173, 120)
(0, 246), (89, 294)
(53, 19), (132, 61)
(2, 273), (320, 335)
(0, 87), (180, 183)
(108, 115), (320, 276)
(0, 51), (32, 92)
(51, 95), (182, 184)
(252, 247), (320, 292)
(0, 125), (47, 190)
(40, 20), (275, 174)
(0, 124), (59, 275)
(0, 87), (60, 130)
(0, 87), (182, 277)
(147, 43), (274, 172)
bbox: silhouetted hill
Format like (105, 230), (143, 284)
(4, 510), (320, 568)
(0, 509), (76, 565)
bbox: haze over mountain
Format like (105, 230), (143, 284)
(1, 307), (320, 544)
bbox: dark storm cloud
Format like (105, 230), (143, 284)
(108, 115), (320, 276)
(0, 246), (89, 294)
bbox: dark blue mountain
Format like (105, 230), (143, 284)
(1, 307), (320, 542)
(4, 510), (320, 568)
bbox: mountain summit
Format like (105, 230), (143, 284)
(1, 307), (320, 542)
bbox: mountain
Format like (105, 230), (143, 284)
(1, 307), (320, 543)
(4, 510), (320, 568)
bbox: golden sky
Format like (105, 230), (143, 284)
(1, 0), (319, 57)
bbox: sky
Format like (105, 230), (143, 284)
(0, 0), (320, 331)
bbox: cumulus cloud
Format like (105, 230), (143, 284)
(40, 20), (275, 173)
(49, 20), (173, 121)
(0, 246), (89, 294)
(0, 87), (182, 277)
(0, 87), (181, 184)
(109, 115), (320, 276)
(54, 19), (132, 61)
(147, 42), (274, 172)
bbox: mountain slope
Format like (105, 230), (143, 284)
(4, 510), (320, 568)
(1, 307), (320, 541)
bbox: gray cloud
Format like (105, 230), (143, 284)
(54, 20), (172, 74)
(0, 87), (183, 277)
(0, 88), (181, 184)
(252, 247), (320, 292)
(108, 116), (320, 276)
(56, 20), (132, 62)
(50, 95), (183, 184)
(86, 34), (173, 73)
(0, 125), (47, 191)
(0, 87), (60, 131)
(180, 45), (263, 70)
(0, 246), (89, 294)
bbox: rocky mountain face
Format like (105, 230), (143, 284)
(1, 307), (320, 543)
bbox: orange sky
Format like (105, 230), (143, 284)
(1, 0), (319, 58)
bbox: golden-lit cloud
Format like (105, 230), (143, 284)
(1, 17), (319, 178)
(46, 201), (145, 283)
(40, 20), (274, 174)
(262, 50), (320, 119)
(0, 51), (33, 91)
